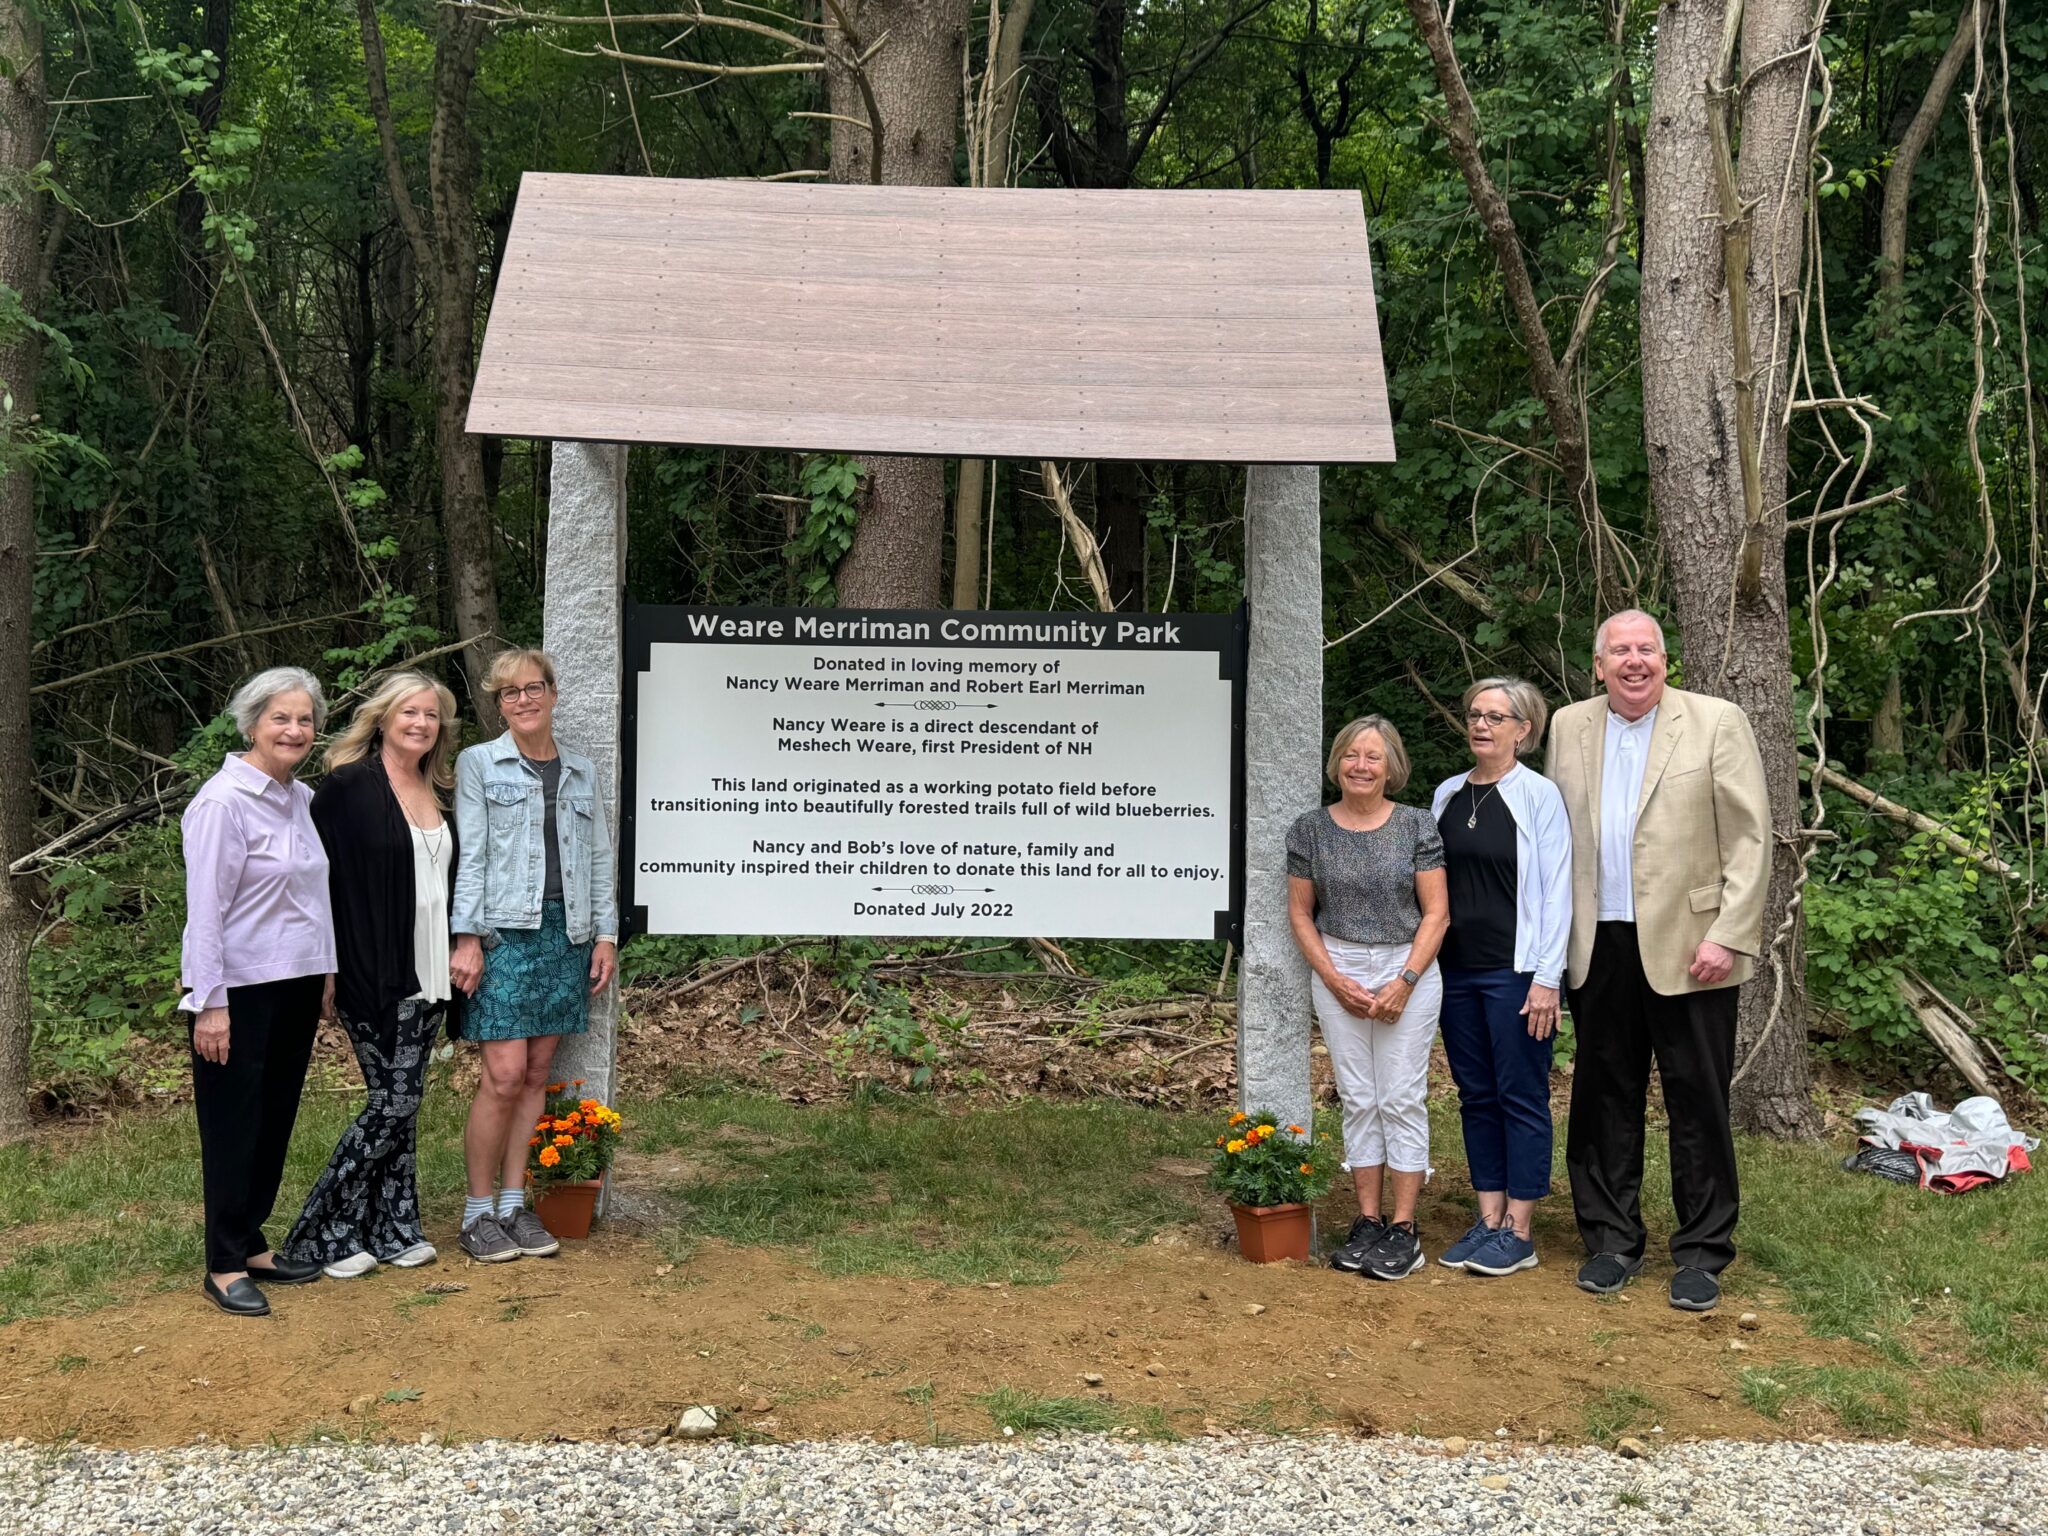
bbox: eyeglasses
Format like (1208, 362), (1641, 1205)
(497, 682), (552, 703)
(1466, 710), (1520, 728)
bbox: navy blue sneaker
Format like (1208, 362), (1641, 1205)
(1463, 1227), (1539, 1276)
(1438, 1217), (1497, 1270)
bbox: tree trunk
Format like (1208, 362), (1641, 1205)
(0, 0), (46, 1140)
(357, 0), (501, 710)
(1404, 0), (1626, 616)
(1639, 0), (1818, 1139)
(1095, 459), (1147, 610)
(1879, 5), (1982, 295)
(951, 0), (1036, 610)
(827, 0), (965, 608)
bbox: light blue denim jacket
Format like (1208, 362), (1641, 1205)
(452, 733), (618, 947)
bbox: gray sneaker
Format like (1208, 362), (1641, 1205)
(503, 1207), (561, 1258)
(459, 1214), (520, 1264)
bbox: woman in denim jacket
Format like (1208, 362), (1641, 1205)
(449, 648), (618, 1262)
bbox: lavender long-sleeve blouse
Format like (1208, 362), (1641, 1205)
(178, 753), (336, 1012)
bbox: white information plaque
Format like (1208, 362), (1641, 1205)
(622, 605), (1244, 940)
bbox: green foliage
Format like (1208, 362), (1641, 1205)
(788, 454), (865, 606)
(28, 825), (187, 1097)
(1205, 1108), (1337, 1208)
(1804, 766), (2048, 1091)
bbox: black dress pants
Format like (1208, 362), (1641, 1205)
(189, 974), (323, 1274)
(1565, 922), (1740, 1273)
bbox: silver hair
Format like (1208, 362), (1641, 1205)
(1461, 676), (1549, 757)
(1593, 608), (1668, 656)
(228, 666), (329, 740)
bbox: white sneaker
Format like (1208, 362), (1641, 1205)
(322, 1251), (380, 1279)
(385, 1242), (437, 1269)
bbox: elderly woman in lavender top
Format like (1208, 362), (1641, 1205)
(179, 667), (337, 1317)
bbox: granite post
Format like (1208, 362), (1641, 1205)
(1236, 464), (1321, 1139)
(541, 441), (628, 1110)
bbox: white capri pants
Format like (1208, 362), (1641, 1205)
(1310, 936), (1443, 1174)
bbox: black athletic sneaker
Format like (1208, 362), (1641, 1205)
(1576, 1252), (1642, 1295)
(1328, 1213), (1387, 1272)
(1361, 1220), (1425, 1281)
(1669, 1266), (1721, 1312)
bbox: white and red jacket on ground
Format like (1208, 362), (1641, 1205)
(1853, 1092), (2038, 1193)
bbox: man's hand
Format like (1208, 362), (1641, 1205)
(194, 1006), (231, 1064)
(1689, 940), (1737, 986)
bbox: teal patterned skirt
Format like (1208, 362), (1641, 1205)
(468, 901), (591, 1042)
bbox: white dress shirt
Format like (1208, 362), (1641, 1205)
(1597, 705), (1659, 922)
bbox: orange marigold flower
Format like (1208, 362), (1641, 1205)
(1228, 1111), (1248, 1126)
(1215, 1136), (1227, 1146)
(528, 1137), (542, 1148)
(553, 1134), (574, 1147)
(538, 1146), (561, 1167)
(545, 1083), (566, 1094)
(1287, 1125), (1306, 1135)
(572, 1079), (585, 1086)
(1299, 1163), (1313, 1175)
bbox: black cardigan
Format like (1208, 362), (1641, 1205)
(310, 758), (464, 1039)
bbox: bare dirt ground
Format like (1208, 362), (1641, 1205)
(0, 1163), (1875, 1452)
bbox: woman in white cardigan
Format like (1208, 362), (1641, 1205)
(1428, 676), (1572, 1278)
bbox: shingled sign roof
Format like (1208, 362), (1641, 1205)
(467, 173), (1393, 464)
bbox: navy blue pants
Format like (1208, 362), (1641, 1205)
(1439, 966), (1556, 1201)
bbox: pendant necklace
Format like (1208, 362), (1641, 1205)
(1465, 779), (1500, 830)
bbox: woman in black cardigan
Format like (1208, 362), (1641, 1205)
(284, 671), (467, 1278)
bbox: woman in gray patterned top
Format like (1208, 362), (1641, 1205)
(1287, 715), (1448, 1281)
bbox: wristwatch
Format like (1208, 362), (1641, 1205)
(1400, 967), (1421, 987)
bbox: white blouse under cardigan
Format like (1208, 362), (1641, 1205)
(1429, 761), (1573, 989)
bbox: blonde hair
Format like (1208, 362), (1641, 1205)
(1462, 676), (1549, 758)
(484, 647), (558, 697)
(1326, 715), (1411, 795)
(325, 670), (459, 792)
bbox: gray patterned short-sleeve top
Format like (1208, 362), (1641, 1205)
(1286, 803), (1445, 946)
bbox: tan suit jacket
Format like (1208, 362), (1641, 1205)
(1546, 687), (1771, 996)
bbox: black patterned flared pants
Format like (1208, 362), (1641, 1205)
(285, 998), (442, 1264)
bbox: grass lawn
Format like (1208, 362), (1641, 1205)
(3, 1080), (2044, 1442)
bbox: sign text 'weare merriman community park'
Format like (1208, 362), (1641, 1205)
(621, 606), (1247, 942)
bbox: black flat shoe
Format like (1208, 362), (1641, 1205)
(203, 1275), (271, 1317)
(246, 1254), (322, 1286)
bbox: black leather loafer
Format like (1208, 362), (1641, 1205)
(246, 1253), (322, 1286)
(203, 1275), (271, 1317)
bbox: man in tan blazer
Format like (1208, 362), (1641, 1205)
(1546, 609), (1770, 1312)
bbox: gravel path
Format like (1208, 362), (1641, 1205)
(4, 1434), (2039, 1534)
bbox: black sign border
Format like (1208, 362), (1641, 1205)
(619, 600), (1249, 946)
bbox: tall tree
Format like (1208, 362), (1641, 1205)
(1639, 0), (1820, 1137)
(827, 0), (968, 608)
(356, 0), (502, 708)
(0, 0), (46, 1139)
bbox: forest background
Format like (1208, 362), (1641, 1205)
(0, 0), (2043, 1146)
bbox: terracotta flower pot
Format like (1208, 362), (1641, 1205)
(533, 1177), (603, 1240)
(1230, 1200), (1312, 1263)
